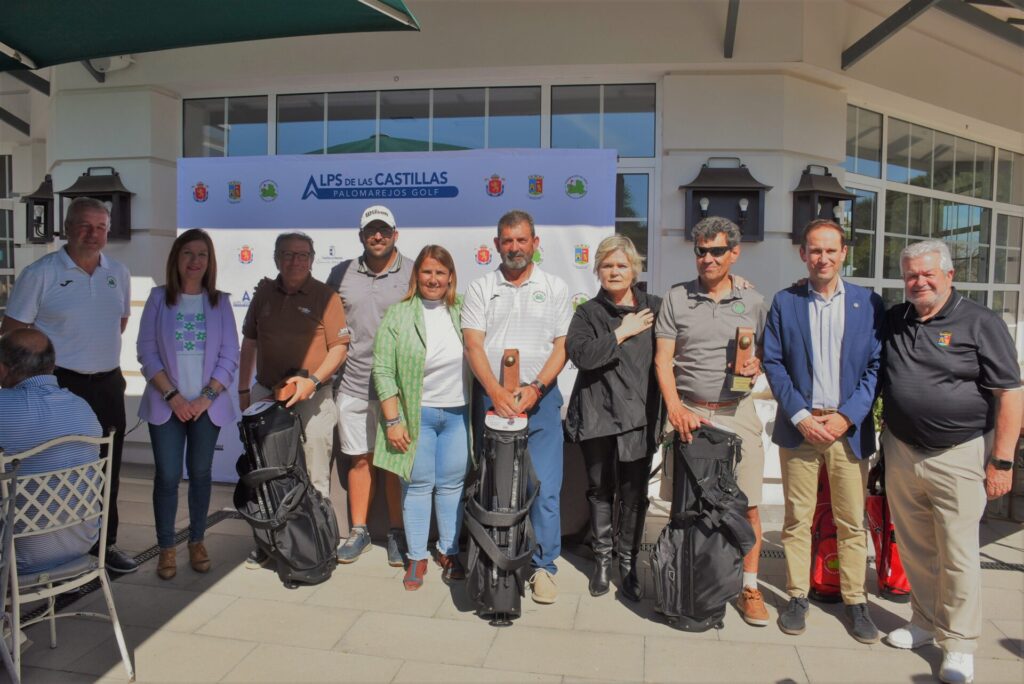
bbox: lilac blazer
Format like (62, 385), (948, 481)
(137, 286), (240, 427)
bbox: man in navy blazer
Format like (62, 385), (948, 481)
(763, 219), (884, 644)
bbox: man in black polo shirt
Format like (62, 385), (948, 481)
(880, 239), (1021, 684)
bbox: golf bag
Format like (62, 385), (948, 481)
(866, 456), (911, 603)
(809, 468), (842, 603)
(651, 426), (756, 632)
(234, 398), (340, 588)
(463, 414), (539, 625)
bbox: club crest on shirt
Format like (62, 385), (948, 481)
(532, 291), (547, 304)
(106, 276), (117, 288)
(937, 331), (952, 347)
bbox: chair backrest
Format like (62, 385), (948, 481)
(1, 433), (114, 548)
(0, 468), (17, 608)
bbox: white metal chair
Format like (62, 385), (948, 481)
(1, 433), (134, 682)
(0, 468), (20, 683)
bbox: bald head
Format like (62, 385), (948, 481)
(0, 328), (56, 387)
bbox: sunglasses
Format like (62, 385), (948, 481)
(361, 224), (395, 237)
(693, 245), (732, 258)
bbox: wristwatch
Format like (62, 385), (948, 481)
(200, 386), (218, 401)
(989, 457), (1014, 471)
(309, 374), (323, 392)
(529, 379), (547, 396)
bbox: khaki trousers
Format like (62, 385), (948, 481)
(253, 383), (338, 499)
(882, 431), (989, 653)
(780, 438), (869, 604)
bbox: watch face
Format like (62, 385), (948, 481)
(992, 458), (1014, 471)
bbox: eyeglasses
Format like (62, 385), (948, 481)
(693, 245), (732, 258)
(361, 224), (395, 238)
(278, 251), (313, 262)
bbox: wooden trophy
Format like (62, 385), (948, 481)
(729, 327), (755, 393)
(501, 348), (521, 394)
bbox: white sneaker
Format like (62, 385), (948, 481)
(885, 622), (934, 650)
(938, 651), (974, 684)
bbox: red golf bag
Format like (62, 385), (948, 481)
(809, 467), (842, 603)
(866, 456), (911, 603)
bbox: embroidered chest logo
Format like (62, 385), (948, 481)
(532, 291), (547, 304)
(107, 276), (117, 288)
(59, 280), (73, 287)
(937, 331), (952, 347)
(732, 301), (746, 314)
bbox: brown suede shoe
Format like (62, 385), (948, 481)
(157, 547), (177, 580)
(436, 553), (466, 582)
(737, 586), (770, 626)
(188, 541), (211, 573)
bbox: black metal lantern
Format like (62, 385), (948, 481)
(679, 157), (772, 242)
(22, 174), (54, 244)
(57, 166), (134, 241)
(791, 164), (856, 244)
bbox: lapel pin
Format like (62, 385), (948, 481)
(853, 302), (860, 308)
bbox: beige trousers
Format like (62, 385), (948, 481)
(780, 438), (869, 604)
(253, 383), (338, 499)
(882, 430), (989, 653)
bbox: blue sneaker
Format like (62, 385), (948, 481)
(336, 526), (371, 563)
(386, 528), (407, 568)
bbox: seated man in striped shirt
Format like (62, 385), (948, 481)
(0, 329), (102, 575)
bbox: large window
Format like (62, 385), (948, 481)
(616, 174), (650, 263)
(551, 83), (655, 157)
(183, 96), (268, 157)
(887, 119), (994, 199)
(843, 105), (882, 178)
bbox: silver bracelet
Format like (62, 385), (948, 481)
(384, 416), (402, 428)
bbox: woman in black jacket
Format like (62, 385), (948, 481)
(565, 235), (662, 600)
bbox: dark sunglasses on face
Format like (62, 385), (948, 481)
(694, 245), (732, 258)
(361, 223), (395, 238)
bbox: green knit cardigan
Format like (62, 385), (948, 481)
(371, 294), (471, 480)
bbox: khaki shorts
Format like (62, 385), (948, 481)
(336, 391), (381, 456)
(661, 394), (765, 507)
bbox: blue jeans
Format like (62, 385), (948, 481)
(475, 384), (564, 574)
(402, 405), (470, 561)
(149, 413), (220, 549)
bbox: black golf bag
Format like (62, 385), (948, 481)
(463, 415), (539, 625)
(234, 398), (340, 588)
(651, 425), (756, 631)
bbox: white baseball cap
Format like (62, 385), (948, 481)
(359, 205), (396, 231)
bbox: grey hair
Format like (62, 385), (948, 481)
(900, 239), (953, 273)
(64, 197), (110, 231)
(497, 210), (536, 238)
(0, 330), (56, 385)
(593, 235), (644, 279)
(692, 216), (741, 248)
(274, 232), (315, 257)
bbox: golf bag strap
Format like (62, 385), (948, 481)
(234, 479), (307, 531)
(240, 464), (296, 488)
(465, 493), (536, 527)
(463, 514), (535, 573)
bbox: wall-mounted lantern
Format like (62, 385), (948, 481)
(791, 164), (856, 243)
(22, 174), (54, 244)
(57, 166), (133, 241)
(679, 157), (771, 242)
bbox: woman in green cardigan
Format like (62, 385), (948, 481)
(372, 245), (471, 590)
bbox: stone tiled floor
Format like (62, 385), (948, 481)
(13, 471), (1024, 683)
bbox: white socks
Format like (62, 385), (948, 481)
(743, 572), (758, 589)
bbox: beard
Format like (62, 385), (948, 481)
(501, 251), (530, 270)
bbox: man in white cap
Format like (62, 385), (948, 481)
(328, 205), (413, 565)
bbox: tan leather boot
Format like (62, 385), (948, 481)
(157, 547), (176, 580)
(188, 541), (211, 573)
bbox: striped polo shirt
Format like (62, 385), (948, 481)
(0, 375), (102, 574)
(5, 248), (131, 373)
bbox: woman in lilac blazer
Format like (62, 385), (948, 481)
(137, 229), (239, 580)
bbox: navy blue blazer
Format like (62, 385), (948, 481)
(762, 281), (884, 459)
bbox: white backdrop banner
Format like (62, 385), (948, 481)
(176, 149), (616, 481)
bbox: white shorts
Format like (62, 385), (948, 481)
(337, 391), (381, 456)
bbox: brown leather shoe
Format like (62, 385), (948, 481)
(403, 559), (428, 591)
(737, 586), (770, 626)
(436, 553), (465, 582)
(157, 547), (177, 580)
(188, 541), (211, 573)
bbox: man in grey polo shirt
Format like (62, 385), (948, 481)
(328, 205), (412, 565)
(654, 216), (768, 626)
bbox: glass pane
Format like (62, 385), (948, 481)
(603, 84), (655, 158)
(327, 91), (377, 153)
(883, 236), (906, 279)
(933, 131), (955, 193)
(615, 220), (649, 263)
(551, 85), (600, 149)
(183, 98), (225, 157)
(996, 150), (1012, 203)
(432, 88), (484, 150)
(882, 287), (904, 310)
(0, 274), (13, 315)
(993, 290), (1019, 341)
(885, 190), (908, 235)
(226, 96), (268, 157)
(277, 93), (324, 155)
(844, 105), (857, 173)
(380, 89), (429, 152)
(887, 118), (910, 183)
(909, 124), (933, 188)
(995, 216), (1023, 285)
(856, 107), (882, 178)
(616, 173), (649, 219)
(961, 290), (986, 305)
(907, 194), (930, 237)
(488, 87), (540, 149)
(996, 150), (1024, 206)
(975, 143), (994, 200)
(0, 156), (11, 198)
(954, 137), (975, 197)
(845, 189), (876, 279)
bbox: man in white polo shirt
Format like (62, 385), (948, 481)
(1, 197), (137, 574)
(462, 209), (572, 604)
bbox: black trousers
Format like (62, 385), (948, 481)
(56, 367), (127, 545)
(580, 435), (651, 512)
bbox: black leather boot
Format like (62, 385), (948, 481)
(617, 499), (647, 602)
(588, 500), (613, 596)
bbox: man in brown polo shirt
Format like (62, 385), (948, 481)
(238, 232), (349, 567)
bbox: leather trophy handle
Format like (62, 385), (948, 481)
(501, 349), (520, 393)
(273, 379), (297, 403)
